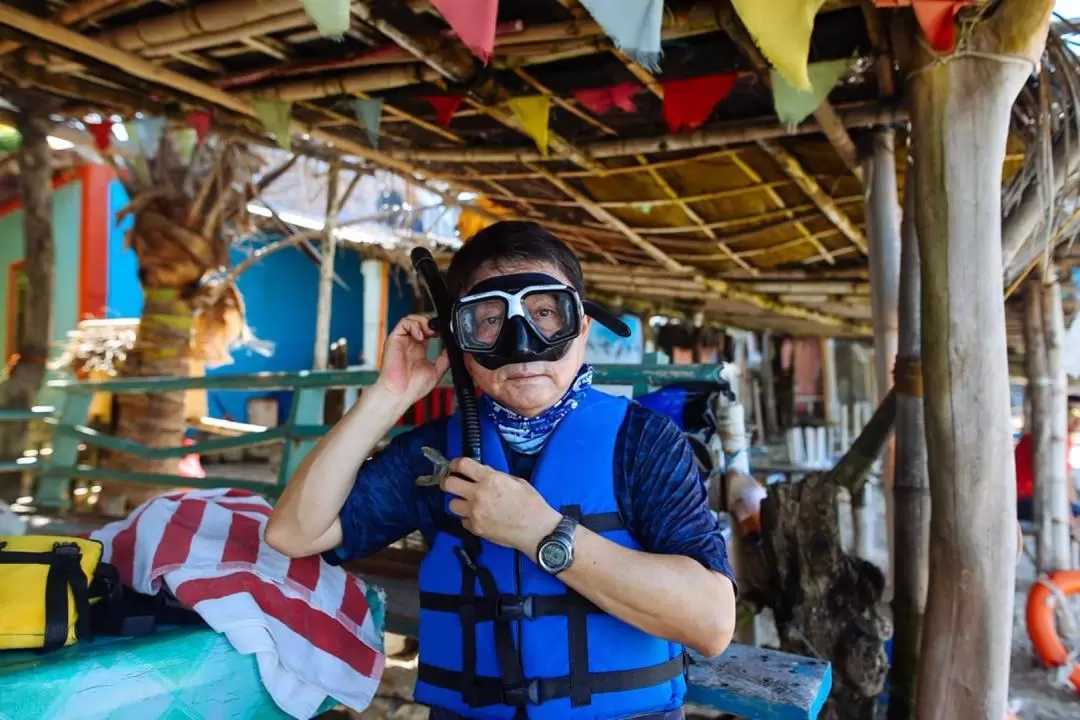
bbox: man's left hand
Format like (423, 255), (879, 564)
(442, 457), (561, 554)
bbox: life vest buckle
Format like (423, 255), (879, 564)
(496, 594), (535, 621)
(501, 678), (539, 707)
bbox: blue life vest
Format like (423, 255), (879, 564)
(414, 387), (687, 719)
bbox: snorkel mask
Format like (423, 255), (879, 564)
(451, 272), (631, 370)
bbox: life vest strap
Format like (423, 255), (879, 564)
(562, 505), (592, 707)
(419, 590), (601, 621)
(417, 653), (688, 708)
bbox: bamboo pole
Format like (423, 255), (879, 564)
(314, 162), (341, 371)
(911, 3), (1054, 716)
(759, 140), (869, 255)
(1024, 279), (1053, 572)
(728, 152), (837, 264)
(382, 103), (907, 162)
(1041, 269), (1072, 570)
(888, 158), (928, 720)
(140, 10), (312, 58)
(821, 337), (839, 427)
(0, 0), (129, 57)
(864, 128), (902, 582)
(761, 331), (780, 439)
(96, 0), (299, 52)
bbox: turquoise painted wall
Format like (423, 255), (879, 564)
(0, 180), (83, 357)
(106, 179), (140, 318)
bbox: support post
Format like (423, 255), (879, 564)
(910, 4), (1054, 716)
(820, 337), (839, 429)
(0, 90), (55, 501)
(1024, 279), (1053, 571)
(761, 330), (779, 440)
(314, 161), (341, 371)
(888, 158), (929, 720)
(1041, 270), (1071, 569)
(862, 128), (902, 575)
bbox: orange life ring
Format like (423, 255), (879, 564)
(1025, 570), (1080, 692)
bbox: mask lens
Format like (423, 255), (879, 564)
(457, 298), (507, 350)
(524, 290), (577, 342)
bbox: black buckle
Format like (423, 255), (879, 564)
(502, 679), (538, 707)
(495, 595), (535, 621)
(52, 542), (82, 558)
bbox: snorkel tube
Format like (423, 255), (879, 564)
(410, 247), (482, 461)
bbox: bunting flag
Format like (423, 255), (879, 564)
(301, 0), (351, 39)
(874, 1), (974, 55)
(661, 73), (739, 133)
(431, 0), (499, 63)
(579, 0), (664, 72)
(186, 110), (212, 142)
(174, 128), (198, 163)
(420, 95), (465, 127)
(250, 99), (293, 151)
(0, 125), (21, 153)
(507, 96), (550, 156)
(87, 120), (114, 152)
(730, 0), (827, 91)
(771, 59), (850, 131)
(132, 115), (166, 154)
(572, 82), (642, 115)
(353, 97), (384, 149)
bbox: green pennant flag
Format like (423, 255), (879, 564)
(173, 127), (199, 163)
(302, 0), (351, 39)
(353, 97), (384, 149)
(771, 59), (850, 131)
(250, 99), (293, 152)
(0, 125), (22, 153)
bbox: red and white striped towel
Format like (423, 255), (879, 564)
(89, 488), (386, 719)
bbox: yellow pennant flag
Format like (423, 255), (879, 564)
(507, 96), (550, 156)
(731, 0), (826, 92)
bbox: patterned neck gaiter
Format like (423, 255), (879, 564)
(482, 364), (594, 455)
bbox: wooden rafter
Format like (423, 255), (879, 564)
(728, 152), (836, 264)
(758, 140), (869, 255)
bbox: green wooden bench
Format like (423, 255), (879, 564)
(0, 625), (338, 720)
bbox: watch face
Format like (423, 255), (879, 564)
(539, 541), (569, 570)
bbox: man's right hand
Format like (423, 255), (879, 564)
(378, 314), (451, 404)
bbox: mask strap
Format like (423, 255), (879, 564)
(583, 300), (631, 338)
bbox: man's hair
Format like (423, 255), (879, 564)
(445, 221), (585, 297)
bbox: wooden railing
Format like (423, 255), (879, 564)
(3, 363), (727, 509)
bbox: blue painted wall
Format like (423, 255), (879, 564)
(206, 237), (367, 423)
(105, 179), (141, 318)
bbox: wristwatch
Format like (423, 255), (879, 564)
(536, 515), (579, 575)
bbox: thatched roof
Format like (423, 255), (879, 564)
(0, 1), (1076, 339)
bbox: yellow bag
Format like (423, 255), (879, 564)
(0, 535), (103, 652)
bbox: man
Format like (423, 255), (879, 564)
(267, 222), (737, 719)
(1015, 428), (1080, 538)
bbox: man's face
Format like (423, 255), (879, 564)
(461, 260), (590, 418)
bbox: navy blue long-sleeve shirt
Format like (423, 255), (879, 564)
(328, 401), (736, 592)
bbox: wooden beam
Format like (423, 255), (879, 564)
(383, 102), (906, 162)
(728, 151), (836, 263)
(717, 1), (864, 183)
(758, 140), (869, 254)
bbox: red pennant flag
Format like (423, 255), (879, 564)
(186, 111), (212, 142)
(661, 73), (739, 133)
(873, 0), (974, 55)
(87, 120), (114, 151)
(420, 95), (465, 127)
(572, 82), (643, 115)
(431, 0), (499, 62)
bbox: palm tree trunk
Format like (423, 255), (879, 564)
(0, 94), (55, 502)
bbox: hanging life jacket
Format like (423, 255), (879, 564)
(414, 388), (687, 718)
(0, 535), (118, 652)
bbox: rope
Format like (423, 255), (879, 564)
(1035, 573), (1080, 689)
(908, 34), (1038, 81)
